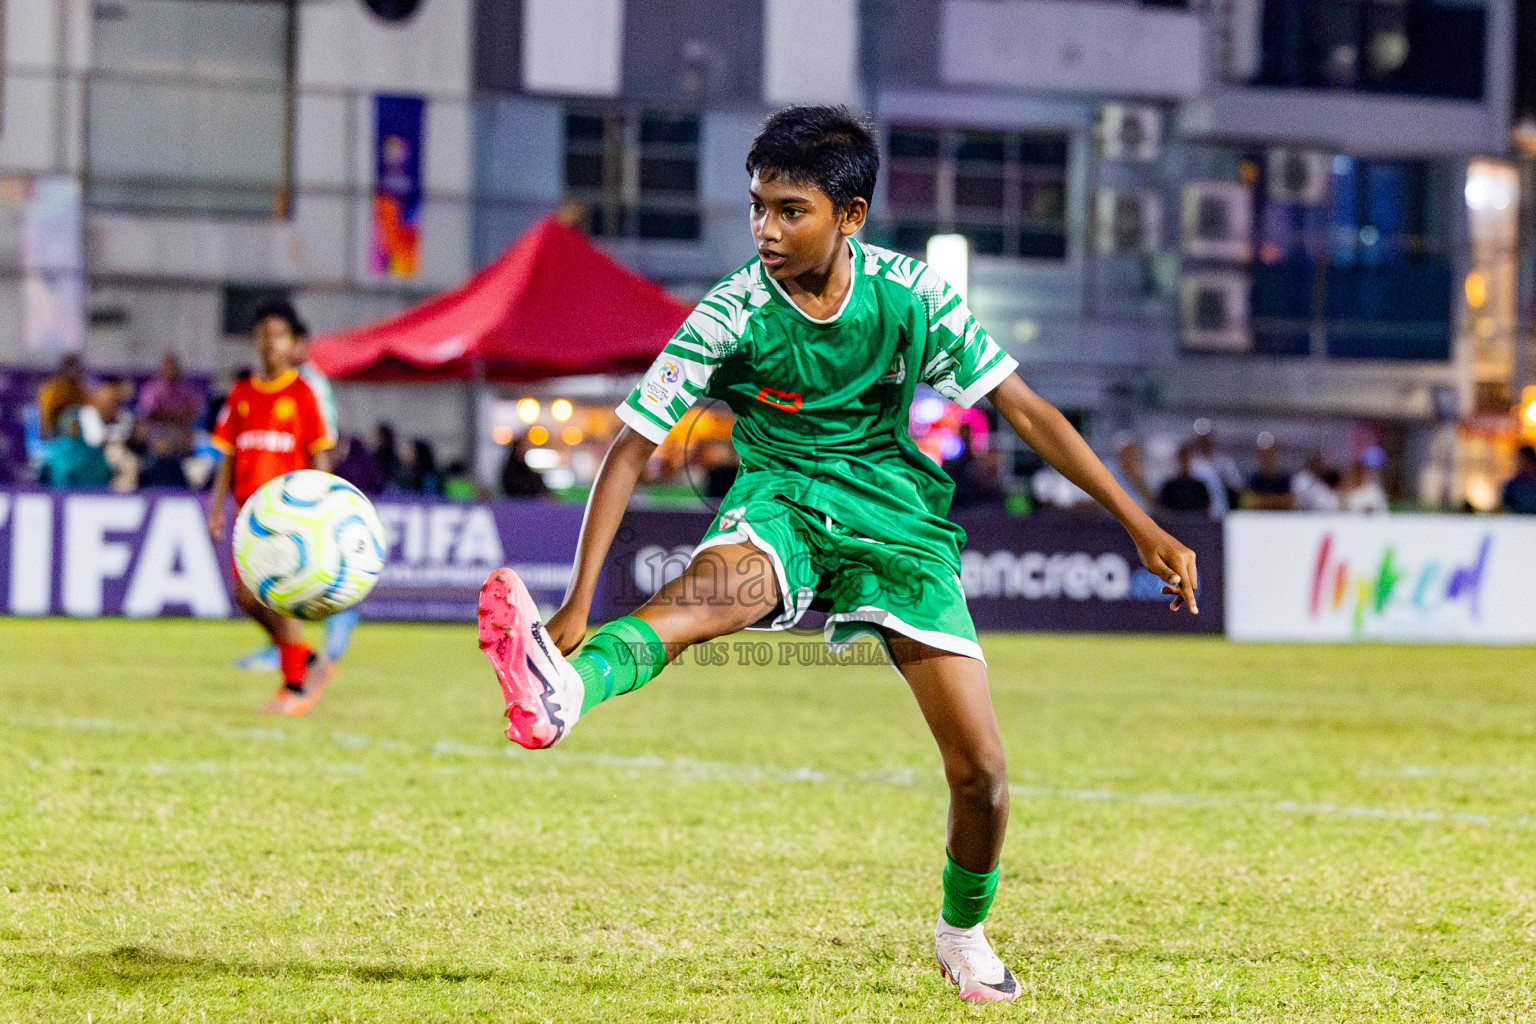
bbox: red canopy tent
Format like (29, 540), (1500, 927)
(308, 217), (690, 382)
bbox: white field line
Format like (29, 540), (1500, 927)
(5, 713), (1533, 831)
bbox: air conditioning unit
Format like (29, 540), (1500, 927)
(1094, 188), (1163, 256)
(1180, 271), (1253, 353)
(1181, 182), (1252, 263)
(1097, 104), (1161, 163)
(1267, 149), (1331, 206)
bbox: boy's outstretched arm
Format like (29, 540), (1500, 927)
(544, 426), (660, 652)
(989, 374), (1199, 614)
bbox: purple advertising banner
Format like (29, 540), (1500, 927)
(0, 489), (1218, 633)
(597, 509), (1224, 634)
(0, 489), (580, 622)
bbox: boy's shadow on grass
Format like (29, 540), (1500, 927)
(13, 944), (500, 991)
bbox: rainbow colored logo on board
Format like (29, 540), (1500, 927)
(1309, 532), (1491, 633)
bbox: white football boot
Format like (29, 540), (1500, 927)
(934, 918), (1021, 1003)
(477, 568), (584, 749)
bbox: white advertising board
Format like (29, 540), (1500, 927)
(1226, 512), (1536, 644)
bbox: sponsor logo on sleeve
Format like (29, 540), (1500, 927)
(643, 360), (682, 406)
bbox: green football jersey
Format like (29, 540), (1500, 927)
(617, 238), (1018, 545)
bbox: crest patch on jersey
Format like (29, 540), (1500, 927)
(877, 353), (906, 385)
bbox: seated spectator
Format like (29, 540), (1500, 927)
(80, 376), (139, 492)
(1031, 466), (1093, 510)
(1244, 432), (1294, 510)
(1342, 446), (1390, 514)
(136, 353), (204, 460)
(333, 435), (388, 495)
(37, 354), (91, 439)
(0, 430), (18, 485)
(943, 422), (1003, 508)
(1112, 433), (1156, 510)
(501, 438), (550, 498)
(1292, 453), (1342, 512)
(403, 437), (442, 495)
(374, 422), (407, 491)
(441, 460), (483, 502)
(1159, 445), (1213, 515)
(1501, 445), (1536, 514)
(40, 405), (112, 488)
(1188, 421), (1240, 515)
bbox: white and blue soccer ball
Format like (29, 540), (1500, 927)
(233, 470), (387, 620)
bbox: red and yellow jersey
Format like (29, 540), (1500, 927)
(212, 370), (334, 506)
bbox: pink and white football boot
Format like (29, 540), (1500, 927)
(477, 568), (584, 749)
(934, 918), (1021, 1003)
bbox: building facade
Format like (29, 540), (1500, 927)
(0, 0), (1522, 503)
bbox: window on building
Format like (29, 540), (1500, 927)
(878, 127), (1068, 260)
(1245, 151), (1452, 359)
(87, 0), (295, 217)
(1253, 0), (1485, 100)
(563, 108), (701, 241)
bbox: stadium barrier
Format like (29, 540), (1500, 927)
(597, 509), (1226, 635)
(21, 488), (1528, 644)
(1225, 511), (1536, 644)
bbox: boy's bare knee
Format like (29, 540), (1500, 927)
(946, 753), (1009, 810)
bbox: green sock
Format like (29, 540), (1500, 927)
(572, 616), (668, 715)
(941, 851), (999, 929)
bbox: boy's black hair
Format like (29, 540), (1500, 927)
(745, 105), (878, 212)
(250, 298), (308, 339)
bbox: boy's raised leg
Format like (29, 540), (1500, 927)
(480, 542), (781, 749)
(886, 633), (1020, 1003)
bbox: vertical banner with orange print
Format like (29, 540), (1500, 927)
(370, 95), (425, 278)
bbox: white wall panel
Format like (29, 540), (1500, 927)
(4, 0), (61, 70)
(298, 0), (472, 97)
(941, 0), (1204, 100)
(763, 0), (859, 106)
(294, 93), (351, 191)
(0, 76), (61, 173)
(424, 98), (472, 197)
(522, 0), (625, 97)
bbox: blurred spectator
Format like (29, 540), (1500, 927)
(80, 376), (139, 492)
(1244, 432), (1294, 510)
(1159, 445), (1212, 515)
(1031, 466), (1092, 510)
(501, 437), (550, 498)
(441, 460), (485, 502)
(333, 435), (387, 494)
(0, 430), (18, 485)
(943, 423), (1002, 507)
(40, 405), (112, 488)
(1188, 420), (1241, 516)
(1291, 453), (1342, 512)
(1112, 433), (1156, 510)
(1342, 446), (1390, 514)
(402, 437), (442, 495)
(1501, 445), (1536, 514)
(374, 422), (406, 489)
(37, 354), (90, 439)
(136, 353), (204, 459)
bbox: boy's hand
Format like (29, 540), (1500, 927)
(1133, 526), (1199, 615)
(207, 507), (225, 544)
(545, 601), (590, 656)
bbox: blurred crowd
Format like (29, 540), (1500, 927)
(12, 355), (1536, 518)
(9, 352), (529, 503)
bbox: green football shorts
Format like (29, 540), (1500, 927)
(693, 489), (984, 663)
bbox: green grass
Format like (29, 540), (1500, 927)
(2, 619), (1535, 1022)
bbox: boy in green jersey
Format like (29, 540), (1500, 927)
(477, 106), (1198, 1003)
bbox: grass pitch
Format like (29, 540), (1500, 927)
(2, 619), (1535, 1022)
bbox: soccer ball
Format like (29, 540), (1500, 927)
(233, 470), (387, 620)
